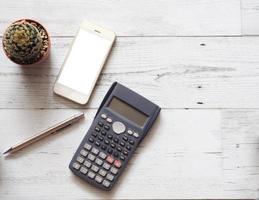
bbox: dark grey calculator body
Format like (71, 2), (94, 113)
(69, 82), (161, 190)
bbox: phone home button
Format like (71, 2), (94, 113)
(112, 121), (126, 134)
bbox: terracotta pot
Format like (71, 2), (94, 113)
(2, 19), (51, 66)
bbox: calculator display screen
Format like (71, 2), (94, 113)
(108, 97), (148, 127)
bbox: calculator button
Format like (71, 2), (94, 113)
(110, 143), (116, 149)
(99, 169), (107, 177)
(110, 167), (118, 175)
(123, 150), (128, 156)
(101, 113), (107, 119)
(72, 162), (80, 170)
(116, 147), (122, 152)
(98, 121), (103, 127)
(87, 171), (96, 179)
(87, 154), (96, 161)
(83, 160), (92, 168)
(95, 158), (103, 166)
(106, 174), (114, 181)
(91, 132), (97, 138)
(129, 140), (135, 145)
(80, 166), (88, 174)
(91, 165), (99, 173)
(113, 138), (119, 143)
(106, 118), (112, 123)
(133, 132), (139, 138)
(101, 145), (107, 150)
(95, 175), (103, 183)
(113, 152), (119, 157)
(120, 155), (125, 161)
(95, 141), (100, 147)
(107, 134), (113, 140)
(98, 136), (104, 141)
(95, 127), (101, 132)
(114, 160), (122, 168)
(102, 180), (111, 188)
(127, 129), (133, 135)
(112, 121), (126, 134)
(108, 148), (113, 154)
(120, 141), (125, 147)
(104, 139), (110, 145)
(80, 149), (88, 157)
(101, 130), (106, 136)
(89, 137), (94, 143)
(99, 152), (107, 159)
(104, 125), (110, 131)
(84, 143), (92, 150)
(103, 162), (111, 170)
(106, 155), (114, 164)
(91, 147), (99, 155)
(76, 156), (84, 164)
(123, 136), (128, 141)
(126, 145), (131, 151)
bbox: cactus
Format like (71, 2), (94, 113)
(3, 20), (44, 65)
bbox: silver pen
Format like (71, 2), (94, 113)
(3, 112), (84, 155)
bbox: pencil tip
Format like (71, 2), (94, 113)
(3, 148), (12, 155)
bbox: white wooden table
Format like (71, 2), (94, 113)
(0, 0), (259, 199)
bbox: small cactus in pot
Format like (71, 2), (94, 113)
(2, 19), (50, 65)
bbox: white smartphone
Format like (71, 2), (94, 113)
(54, 21), (116, 104)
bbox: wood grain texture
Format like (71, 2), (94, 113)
(241, 0), (259, 35)
(0, 0), (241, 36)
(1, 0), (259, 199)
(1, 37), (259, 109)
(0, 109), (258, 199)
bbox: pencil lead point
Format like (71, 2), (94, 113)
(3, 148), (12, 155)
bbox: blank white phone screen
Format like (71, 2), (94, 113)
(57, 28), (112, 95)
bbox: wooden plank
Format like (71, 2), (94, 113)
(241, 0), (259, 35)
(1, 37), (259, 109)
(0, 0), (241, 36)
(222, 109), (259, 198)
(0, 109), (258, 199)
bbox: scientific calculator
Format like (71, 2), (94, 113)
(69, 82), (161, 190)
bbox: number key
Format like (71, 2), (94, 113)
(91, 147), (99, 155)
(87, 171), (95, 179)
(80, 166), (88, 174)
(95, 175), (103, 183)
(72, 162), (80, 170)
(106, 174), (114, 181)
(84, 143), (92, 150)
(99, 169), (107, 177)
(87, 153), (96, 161)
(99, 152), (107, 159)
(91, 165), (99, 173)
(110, 167), (118, 175)
(80, 149), (88, 157)
(95, 158), (103, 166)
(102, 180), (111, 188)
(103, 162), (111, 170)
(84, 160), (91, 168)
(76, 156), (84, 164)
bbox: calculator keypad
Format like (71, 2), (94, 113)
(71, 113), (140, 190)
(72, 143), (121, 188)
